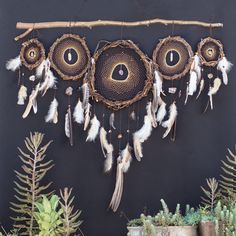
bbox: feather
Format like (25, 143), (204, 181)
(133, 115), (152, 161)
(146, 101), (157, 128)
(86, 115), (100, 142)
(100, 127), (114, 172)
(130, 111), (136, 120)
(36, 59), (46, 78)
(208, 78), (222, 110)
(191, 54), (201, 82)
(162, 102), (178, 138)
(82, 74), (90, 109)
(196, 79), (205, 99)
(6, 55), (21, 72)
(17, 85), (27, 105)
(83, 103), (91, 131)
(156, 97), (167, 124)
(45, 98), (58, 124)
(39, 70), (57, 96)
(109, 113), (116, 129)
(188, 71), (198, 96)
(109, 144), (132, 212)
(217, 57), (233, 85)
(22, 83), (40, 119)
(65, 106), (73, 146)
(73, 98), (84, 124)
(152, 70), (163, 113)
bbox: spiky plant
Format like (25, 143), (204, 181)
(220, 148), (236, 201)
(201, 178), (220, 211)
(11, 132), (54, 235)
(59, 188), (82, 236)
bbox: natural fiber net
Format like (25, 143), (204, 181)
(153, 36), (193, 80)
(49, 34), (90, 80)
(197, 37), (224, 67)
(20, 38), (45, 70)
(90, 40), (153, 110)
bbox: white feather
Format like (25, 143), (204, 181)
(86, 115), (100, 142)
(208, 78), (222, 110)
(188, 71), (198, 96)
(156, 97), (167, 124)
(121, 144), (132, 173)
(45, 98), (58, 124)
(65, 113), (70, 138)
(109, 113), (116, 129)
(100, 127), (114, 173)
(83, 103), (91, 131)
(196, 79), (205, 99)
(146, 101), (157, 128)
(17, 85), (27, 105)
(192, 54), (201, 82)
(36, 59), (46, 78)
(162, 102), (178, 138)
(73, 98), (84, 124)
(217, 57), (233, 85)
(154, 70), (163, 97)
(6, 55), (21, 72)
(39, 70), (57, 96)
(133, 115), (152, 161)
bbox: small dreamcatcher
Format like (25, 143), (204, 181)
(186, 37), (233, 110)
(152, 36), (193, 140)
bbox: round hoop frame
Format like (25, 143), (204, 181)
(48, 34), (91, 80)
(89, 40), (153, 110)
(152, 36), (193, 80)
(20, 38), (46, 70)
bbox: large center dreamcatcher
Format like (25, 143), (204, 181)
(6, 18), (233, 212)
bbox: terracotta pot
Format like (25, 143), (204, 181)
(127, 226), (197, 236)
(198, 221), (216, 236)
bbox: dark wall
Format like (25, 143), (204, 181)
(0, 0), (236, 235)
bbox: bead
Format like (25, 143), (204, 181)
(118, 134), (122, 139)
(208, 73), (213, 79)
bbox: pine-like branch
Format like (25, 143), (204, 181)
(11, 132), (53, 236)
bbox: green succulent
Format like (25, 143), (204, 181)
(184, 211), (201, 225)
(127, 218), (143, 227)
(34, 195), (63, 236)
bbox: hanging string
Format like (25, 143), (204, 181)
(127, 106), (130, 143)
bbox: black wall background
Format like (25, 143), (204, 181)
(0, 0), (236, 235)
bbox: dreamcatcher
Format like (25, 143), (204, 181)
(152, 36), (193, 140)
(185, 37), (233, 110)
(89, 40), (153, 211)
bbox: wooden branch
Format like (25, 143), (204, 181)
(15, 18), (223, 41)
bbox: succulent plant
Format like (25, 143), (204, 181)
(34, 195), (63, 236)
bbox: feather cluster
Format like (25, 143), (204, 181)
(73, 98), (84, 124)
(99, 127), (114, 173)
(217, 57), (233, 85)
(133, 115), (152, 161)
(6, 55), (21, 72)
(45, 98), (58, 124)
(109, 144), (132, 212)
(86, 115), (100, 142)
(17, 85), (27, 105)
(162, 102), (177, 138)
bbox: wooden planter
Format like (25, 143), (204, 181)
(198, 221), (216, 236)
(127, 226), (197, 236)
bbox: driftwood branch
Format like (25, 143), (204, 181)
(15, 18), (223, 41)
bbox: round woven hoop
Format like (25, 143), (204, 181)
(20, 38), (46, 70)
(48, 34), (91, 80)
(89, 40), (153, 110)
(152, 36), (193, 80)
(197, 37), (224, 67)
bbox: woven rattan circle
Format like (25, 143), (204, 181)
(48, 34), (90, 80)
(153, 36), (193, 80)
(90, 40), (153, 110)
(20, 38), (45, 70)
(197, 37), (224, 67)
